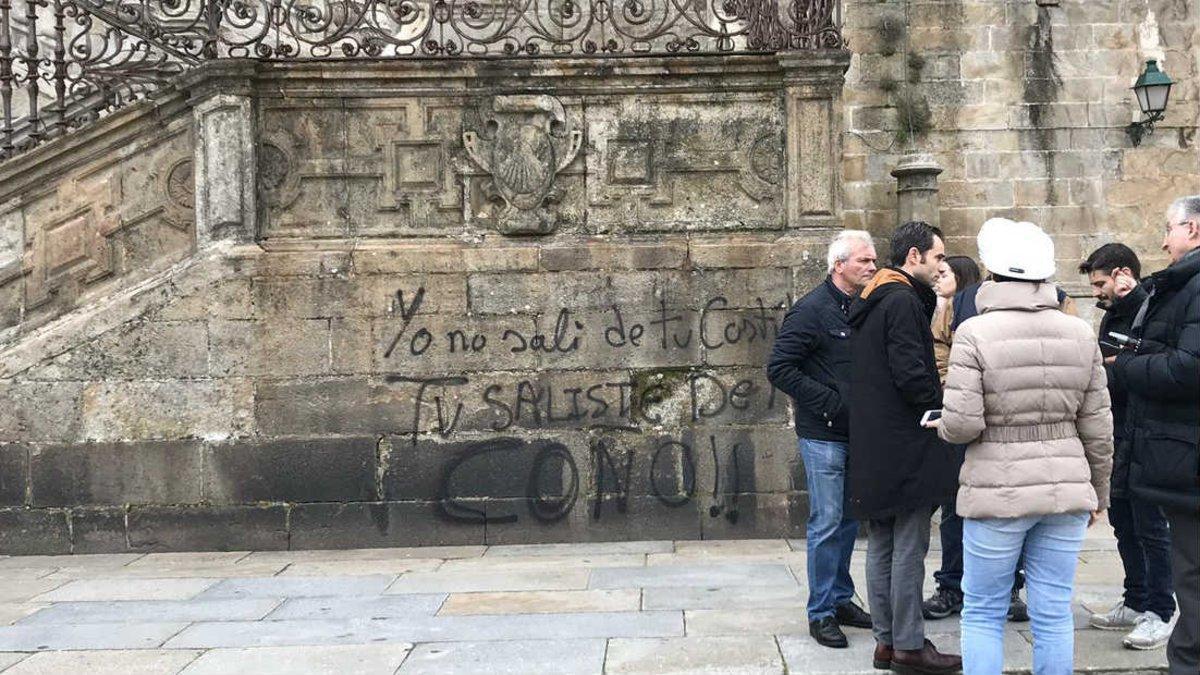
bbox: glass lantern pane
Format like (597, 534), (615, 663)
(1147, 83), (1171, 113)
(1135, 86), (1151, 113)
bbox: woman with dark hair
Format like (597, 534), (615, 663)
(933, 256), (982, 382)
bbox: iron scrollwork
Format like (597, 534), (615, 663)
(0, 0), (842, 161)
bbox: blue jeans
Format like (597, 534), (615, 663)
(798, 438), (858, 620)
(961, 512), (1087, 675)
(1109, 496), (1174, 621)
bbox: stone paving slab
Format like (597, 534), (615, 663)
(0, 649), (201, 675)
(0, 554), (144, 572)
(241, 546), (487, 565)
(386, 569), (590, 594)
(179, 644), (413, 675)
(0, 653), (27, 671)
(199, 575), (396, 599)
(277, 559), (444, 577)
(674, 540), (793, 555)
(647, 552), (807, 567)
(438, 589), (640, 615)
(1028, 626), (1168, 672)
(0, 622), (188, 651)
(126, 552), (251, 567)
(684, 608), (813, 636)
(438, 554), (646, 572)
(0, 570), (56, 582)
(776, 630), (884, 674)
(164, 612), (684, 648)
(0, 606), (45, 627)
(606, 636), (784, 674)
(32, 578), (217, 602)
(0, 581), (67, 605)
(484, 542), (672, 557)
(84, 562), (292, 579)
(590, 564), (797, 589)
(397, 639), (607, 674)
(18, 598), (282, 625)
(642, 585), (805, 611)
(266, 595), (447, 620)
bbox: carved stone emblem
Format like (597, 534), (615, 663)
(464, 95), (582, 235)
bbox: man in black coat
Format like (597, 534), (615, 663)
(767, 230), (877, 649)
(1109, 196), (1200, 674)
(1080, 244), (1175, 648)
(846, 221), (961, 674)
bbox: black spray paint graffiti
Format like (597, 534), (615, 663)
(382, 286), (791, 361)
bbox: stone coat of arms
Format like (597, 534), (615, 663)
(463, 95), (583, 235)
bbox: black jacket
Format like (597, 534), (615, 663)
(1097, 283), (1149, 499)
(1112, 248), (1200, 512)
(845, 268), (959, 519)
(767, 276), (854, 442)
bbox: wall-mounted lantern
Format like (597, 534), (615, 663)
(1127, 59), (1173, 147)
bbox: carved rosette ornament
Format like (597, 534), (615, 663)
(464, 95), (583, 236)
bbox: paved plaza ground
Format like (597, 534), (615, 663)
(0, 518), (1170, 674)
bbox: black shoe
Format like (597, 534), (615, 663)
(809, 616), (849, 648)
(922, 587), (964, 620)
(835, 600), (873, 629)
(1008, 589), (1029, 622)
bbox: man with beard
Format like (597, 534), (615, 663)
(846, 221), (961, 674)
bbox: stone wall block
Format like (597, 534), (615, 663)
(203, 437), (379, 504)
(70, 507), (130, 553)
(0, 381), (84, 442)
(193, 95), (256, 243)
(289, 501), (487, 549)
(0, 445), (28, 506)
(29, 441), (203, 507)
(24, 320), (209, 381)
(81, 379), (254, 442)
(539, 241), (688, 271)
(127, 505), (288, 552)
(254, 378), (419, 437)
(0, 508), (70, 554)
(468, 271), (665, 315)
(209, 319), (331, 377)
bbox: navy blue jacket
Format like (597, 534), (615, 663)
(767, 276), (854, 442)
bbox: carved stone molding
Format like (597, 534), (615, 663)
(463, 95), (584, 236)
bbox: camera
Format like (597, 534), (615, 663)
(1104, 331), (1142, 352)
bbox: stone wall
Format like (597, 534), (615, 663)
(0, 54), (851, 554)
(841, 0), (1200, 323)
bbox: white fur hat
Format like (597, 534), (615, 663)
(976, 217), (1056, 281)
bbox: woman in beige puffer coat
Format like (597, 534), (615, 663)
(936, 219), (1113, 675)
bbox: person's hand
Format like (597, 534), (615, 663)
(922, 418), (941, 429)
(1104, 355), (1117, 365)
(1088, 509), (1106, 528)
(1112, 269), (1137, 299)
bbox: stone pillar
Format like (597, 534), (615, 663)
(891, 153), (943, 228)
(179, 61), (259, 244)
(780, 51), (852, 229)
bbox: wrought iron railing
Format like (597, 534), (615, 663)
(1, 0), (842, 160)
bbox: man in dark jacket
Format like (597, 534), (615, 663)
(1109, 196), (1200, 674)
(768, 230), (877, 648)
(847, 221), (961, 673)
(1080, 244), (1175, 649)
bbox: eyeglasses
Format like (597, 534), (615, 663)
(1165, 219), (1194, 234)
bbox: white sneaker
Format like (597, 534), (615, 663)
(1090, 601), (1145, 630)
(1123, 613), (1172, 650)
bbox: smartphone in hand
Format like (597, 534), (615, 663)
(920, 409), (942, 427)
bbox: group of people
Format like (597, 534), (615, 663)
(766, 196), (1200, 675)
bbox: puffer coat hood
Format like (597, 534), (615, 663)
(938, 281), (1114, 519)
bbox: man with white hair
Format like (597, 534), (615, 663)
(768, 230), (877, 648)
(1108, 195), (1200, 674)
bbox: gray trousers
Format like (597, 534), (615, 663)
(866, 508), (932, 651)
(1165, 508), (1200, 675)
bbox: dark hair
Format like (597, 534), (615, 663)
(1078, 243), (1141, 279)
(944, 255), (982, 290)
(889, 221), (944, 267)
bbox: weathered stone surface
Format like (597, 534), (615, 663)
(606, 636), (784, 674)
(127, 505), (288, 552)
(80, 379), (254, 442)
(266, 594), (445, 620)
(0, 622), (189, 652)
(2, 649), (202, 675)
(288, 502), (487, 550)
(438, 589), (639, 615)
(0, 509), (70, 555)
(0, 381), (84, 443)
(30, 442), (202, 507)
(200, 575), (396, 599)
(399, 640), (606, 674)
(34, 578), (217, 602)
(181, 644), (414, 675)
(69, 508), (131, 554)
(24, 320), (208, 380)
(0, 445), (28, 506)
(203, 437), (378, 504)
(20, 598), (278, 624)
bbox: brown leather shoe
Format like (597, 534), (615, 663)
(890, 639), (962, 674)
(873, 642), (894, 670)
